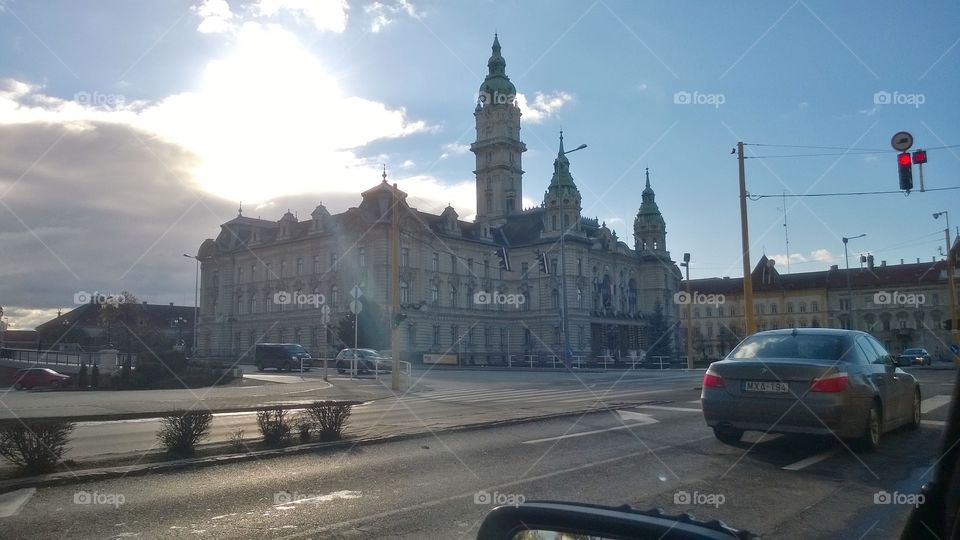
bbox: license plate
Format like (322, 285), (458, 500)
(743, 380), (789, 393)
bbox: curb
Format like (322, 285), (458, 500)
(0, 400), (366, 426)
(0, 402), (651, 493)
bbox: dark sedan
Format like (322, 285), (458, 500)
(898, 347), (932, 367)
(701, 328), (920, 452)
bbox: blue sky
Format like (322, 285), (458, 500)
(0, 0), (958, 327)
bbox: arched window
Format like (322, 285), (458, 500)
(330, 285), (339, 307)
(430, 284), (439, 304)
(400, 281), (409, 304)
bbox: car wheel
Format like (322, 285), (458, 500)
(337, 368), (345, 374)
(13, 383), (22, 391)
(856, 402), (881, 452)
(713, 427), (743, 444)
(908, 388), (921, 430)
(284, 362), (293, 372)
(256, 363), (265, 372)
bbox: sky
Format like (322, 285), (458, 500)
(0, 0), (958, 329)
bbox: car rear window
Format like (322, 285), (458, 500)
(728, 334), (847, 361)
(903, 349), (924, 354)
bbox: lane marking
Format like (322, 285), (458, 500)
(921, 395), (952, 414)
(636, 404), (701, 413)
(922, 419), (947, 427)
(782, 448), (840, 471)
(0, 488), (35, 518)
(522, 412), (658, 444)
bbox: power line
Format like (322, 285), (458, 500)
(748, 186), (960, 199)
(745, 143), (889, 152)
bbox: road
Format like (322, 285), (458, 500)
(0, 367), (954, 539)
(45, 369), (702, 461)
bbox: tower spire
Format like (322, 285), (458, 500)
(382, 164), (387, 183)
(238, 202), (243, 217)
(645, 167), (651, 189)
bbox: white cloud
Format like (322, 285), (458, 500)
(810, 248), (834, 262)
(364, 0), (420, 33)
(859, 105), (880, 116)
(440, 142), (470, 159)
(2, 306), (61, 330)
(193, 0), (237, 34)
(769, 249), (836, 268)
(400, 159), (415, 168)
(516, 91), (574, 123)
(253, 0), (349, 33)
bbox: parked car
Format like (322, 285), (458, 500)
(12, 368), (71, 390)
(254, 343), (313, 372)
(335, 348), (391, 374)
(898, 347), (932, 367)
(701, 328), (920, 452)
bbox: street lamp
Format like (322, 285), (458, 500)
(680, 253), (693, 369)
(559, 138), (587, 368)
(842, 234), (866, 330)
(182, 254), (200, 357)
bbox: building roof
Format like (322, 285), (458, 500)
(686, 256), (952, 294)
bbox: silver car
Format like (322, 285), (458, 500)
(701, 328), (921, 452)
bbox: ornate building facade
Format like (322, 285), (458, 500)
(194, 36), (681, 364)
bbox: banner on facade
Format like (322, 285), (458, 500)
(423, 353), (458, 365)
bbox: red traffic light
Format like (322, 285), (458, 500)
(897, 152), (912, 166)
(912, 149), (927, 164)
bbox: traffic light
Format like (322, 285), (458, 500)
(536, 249), (550, 275)
(897, 152), (913, 191)
(911, 149), (927, 164)
(494, 247), (511, 271)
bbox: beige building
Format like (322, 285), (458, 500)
(193, 36), (682, 364)
(681, 254), (958, 363)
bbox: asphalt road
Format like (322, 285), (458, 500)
(0, 367), (953, 539)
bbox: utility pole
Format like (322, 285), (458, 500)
(681, 253), (693, 369)
(559, 137), (587, 368)
(737, 142), (756, 335)
(182, 254), (200, 357)
(390, 182), (401, 390)
(934, 211), (958, 364)
(842, 234), (866, 330)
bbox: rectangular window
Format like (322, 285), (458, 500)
(358, 247), (366, 267)
(432, 252), (439, 271)
(313, 255), (321, 274)
(483, 259), (490, 277)
(450, 254), (457, 274)
(551, 258), (558, 276)
(521, 262), (529, 278)
(432, 325), (440, 346)
(401, 247), (410, 267)
(296, 258), (303, 275)
(577, 258), (582, 276)
(237, 266), (243, 283)
(330, 252), (338, 270)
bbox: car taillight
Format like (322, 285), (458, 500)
(703, 370), (725, 389)
(810, 373), (849, 392)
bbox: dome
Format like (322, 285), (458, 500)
(478, 34), (517, 105)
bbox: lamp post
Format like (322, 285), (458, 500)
(182, 254), (200, 357)
(934, 211), (958, 362)
(560, 139), (587, 368)
(842, 234), (866, 330)
(680, 253), (693, 369)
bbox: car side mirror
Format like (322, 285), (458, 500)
(476, 501), (756, 540)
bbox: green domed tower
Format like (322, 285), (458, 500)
(634, 168), (667, 253)
(541, 131), (583, 236)
(472, 34), (526, 232)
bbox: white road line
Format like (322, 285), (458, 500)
(635, 404), (701, 413)
(522, 418), (658, 444)
(555, 388), (676, 403)
(922, 419), (947, 427)
(782, 448), (840, 471)
(921, 395), (952, 414)
(0, 488), (35, 518)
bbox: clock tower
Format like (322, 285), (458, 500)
(471, 34), (526, 234)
